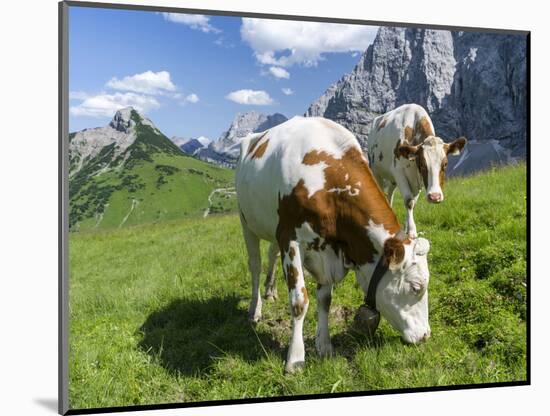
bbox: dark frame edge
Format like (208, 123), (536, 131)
(65, 381), (529, 415)
(59, 1), (531, 414)
(59, 1), (70, 415)
(525, 31), (531, 386)
(62, 0), (530, 35)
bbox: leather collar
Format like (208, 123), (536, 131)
(364, 255), (389, 311)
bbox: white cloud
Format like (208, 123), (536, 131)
(225, 89), (274, 105)
(268, 66), (290, 79)
(185, 93), (199, 103)
(281, 88), (294, 96)
(161, 13), (220, 33)
(241, 18), (378, 67)
(69, 91), (89, 100)
(106, 70), (176, 95)
(69, 92), (160, 117)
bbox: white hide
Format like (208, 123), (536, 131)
(236, 116), (359, 242)
(236, 116), (433, 373)
(367, 104), (435, 200)
(355, 236), (431, 344)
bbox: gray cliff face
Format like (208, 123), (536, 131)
(306, 27), (527, 169)
(69, 107), (140, 176)
(198, 111), (288, 167)
(213, 111), (268, 153)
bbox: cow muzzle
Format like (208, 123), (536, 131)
(401, 327), (431, 345)
(427, 192), (442, 203)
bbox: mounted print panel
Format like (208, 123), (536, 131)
(59, 1), (529, 414)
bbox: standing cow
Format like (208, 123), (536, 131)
(367, 104), (467, 238)
(236, 116), (432, 374)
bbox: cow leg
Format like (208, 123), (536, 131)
(382, 181), (397, 207)
(315, 283), (334, 357)
(394, 172), (417, 238)
(264, 243), (279, 301)
(240, 220), (263, 323)
(281, 240), (309, 374)
(405, 194), (420, 238)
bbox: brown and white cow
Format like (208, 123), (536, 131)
(367, 104), (467, 238)
(236, 116), (431, 373)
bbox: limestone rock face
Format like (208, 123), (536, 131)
(69, 107), (179, 177)
(306, 27), (527, 173)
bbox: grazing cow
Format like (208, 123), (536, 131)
(367, 104), (467, 238)
(236, 117), (432, 373)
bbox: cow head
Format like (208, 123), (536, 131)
(398, 136), (467, 203)
(356, 236), (431, 344)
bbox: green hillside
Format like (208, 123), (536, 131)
(68, 164), (527, 409)
(69, 110), (236, 231)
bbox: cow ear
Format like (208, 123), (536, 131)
(384, 237), (405, 269)
(413, 237), (430, 256)
(398, 144), (420, 161)
(445, 137), (467, 156)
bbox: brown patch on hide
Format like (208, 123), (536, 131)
(404, 126), (414, 143)
(251, 138), (270, 159)
(415, 117), (434, 142)
(276, 146), (402, 268)
(415, 147), (429, 189)
(288, 246), (296, 260)
(285, 264), (299, 290)
(301, 287), (309, 304)
(439, 157), (448, 189)
(246, 132), (267, 157)
(383, 237), (405, 266)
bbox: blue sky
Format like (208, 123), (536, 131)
(69, 6), (378, 139)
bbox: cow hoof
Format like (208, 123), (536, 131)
(265, 290), (278, 302)
(285, 360), (305, 374)
(248, 310), (262, 323)
(316, 341), (334, 358)
(248, 315), (261, 324)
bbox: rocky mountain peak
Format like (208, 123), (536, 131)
(215, 112), (266, 148)
(69, 107), (176, 177)
(305, 26), (527, 163)
(109, 107), (137, 133)
(211, 111), (288, 153)
(197, 111), (288, 168)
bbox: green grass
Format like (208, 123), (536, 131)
(69, 111), (237, 231)
(68, 164), (527, 410)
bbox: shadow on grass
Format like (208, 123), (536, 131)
(330, 325), (392, 360)
(138, 295), (283, 376)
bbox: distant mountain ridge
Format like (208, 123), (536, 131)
(68, 107), (235, 231)
(305, 26), (527, 175)
(171, 136), (212, 156)
(69, 107), (180, 179)
(196, 111), (288, 168)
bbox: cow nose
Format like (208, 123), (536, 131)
(427, 192), (442, 203)
(423, 329), (431, 341)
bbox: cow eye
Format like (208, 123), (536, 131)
(410, 281), (423, 295)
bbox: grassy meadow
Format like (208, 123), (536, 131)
(68, 164), (527, 410)
(69, 112), (236, 232)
